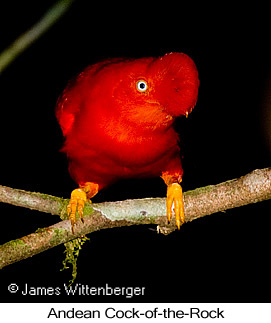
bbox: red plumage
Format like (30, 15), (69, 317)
(56, 52), (199, 231)
(56, 53), (199, 188)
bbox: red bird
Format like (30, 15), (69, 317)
(56, 53), (199, 233)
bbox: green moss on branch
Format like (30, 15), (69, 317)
(0, 167), (271, 269)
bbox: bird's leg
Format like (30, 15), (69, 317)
(67, 182), (99, 233)
(166, 182), (184, 229)
(161, 171), (184, 230)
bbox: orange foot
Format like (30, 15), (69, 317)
(67, 182), (99, 233)
(166, 182), (185, 230)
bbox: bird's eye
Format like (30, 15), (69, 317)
(136, 80), (148, 92)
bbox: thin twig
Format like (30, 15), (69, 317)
(0, 168), (270, 269)
(0, 0), (75, 74)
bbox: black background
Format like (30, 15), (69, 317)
(0, 1), (271, 302)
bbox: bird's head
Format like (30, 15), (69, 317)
(106, 52), (199, 130)
(78, 53), (199, 134)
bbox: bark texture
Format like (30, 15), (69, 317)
(0, 168), (270, 269)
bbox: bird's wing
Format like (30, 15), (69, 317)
(55, 59), (123, 136)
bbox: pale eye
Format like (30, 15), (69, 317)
(136, 80), (148, 92)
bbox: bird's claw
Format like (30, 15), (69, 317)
(166, 182), (185, 229)
(67, 188), (87, 233)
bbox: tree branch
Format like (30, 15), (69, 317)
(0, 167), (271, 269)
